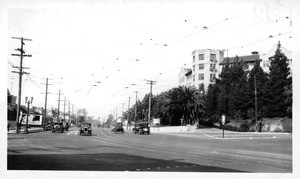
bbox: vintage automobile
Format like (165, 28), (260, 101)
(44, 122), (53, 131)
(79, 122), (92, 136)
(132, 122), (150, 134)
(111, 122), (124, 133)
(63, 123), (69, 131)
(52, 122), (64, 133)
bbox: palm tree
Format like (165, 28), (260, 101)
(165, 86), (205, 124)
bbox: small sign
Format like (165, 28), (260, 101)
(221, 115), (225, 125)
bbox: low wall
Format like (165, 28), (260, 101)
(150, 125), (197, 133)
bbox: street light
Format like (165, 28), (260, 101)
(25, 96), (33, 133)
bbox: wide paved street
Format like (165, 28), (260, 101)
(7, 125), (292, 172)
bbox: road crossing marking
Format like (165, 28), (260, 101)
(203, 134), (216, 139)
(97, 128), (109, 137)
(67, 131), (79, 135)
(202, 133), (288, 140)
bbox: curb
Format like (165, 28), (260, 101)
(7, 128), (44, 134)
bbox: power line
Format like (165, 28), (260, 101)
(136, 8), (255, 63)
(228, 31), (291, 51)
(25, 74), (45, 92)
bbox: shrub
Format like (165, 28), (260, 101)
(274, 126), (283, 132)
(223, 125), (238, 131)
(238, 122), (251, 132)
(281, 117), (292, 133)
(208, 114), (220, 123)
(198, 119), (214, 127)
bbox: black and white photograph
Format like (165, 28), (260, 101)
(1, 0), (299, 178)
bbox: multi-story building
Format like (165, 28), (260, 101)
(260, 42), (292, 76)
(178, 49), (224, 92)
(219, 42), (292, 76)
(179, 42), (291, 91)
(219, 51), (261, 72)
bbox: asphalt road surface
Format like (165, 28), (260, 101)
(7, 124), (292, 172)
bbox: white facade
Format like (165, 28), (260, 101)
(260, 43), (292, 76)
(178, 68), (192, 87)
(191, 49), (224, 91)
(179, 49), (224, 92)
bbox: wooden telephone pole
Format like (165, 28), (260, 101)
(41, 78), (52, 125)
(146, 80), (156, 124)
(11, 37), (32, 133)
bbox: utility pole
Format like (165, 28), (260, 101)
(41, 78), (52, 126)
(68, 100), (71, 125)
(134, 91), (138, 122)
(11, 37), (32, 133)
(72, 104), (74, 124)
(56, 89), (64, 122)
(146, 80), (156, 124)
(127, 97), (131, 130)
(254, 75), (258, 132)
(115, 107), (118, 121)
(10, 77), (15, 93)
(63, 97), (66, 122)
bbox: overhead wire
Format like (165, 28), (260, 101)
(25, 74), (45, 92)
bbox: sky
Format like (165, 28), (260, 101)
(2, 0), (296, 121)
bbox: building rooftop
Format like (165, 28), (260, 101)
(220, 54), (261, 65)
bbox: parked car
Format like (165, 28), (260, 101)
(44, 122), (53, 131)
(52, 122), (64, 133)
(111, 122), (124, 133)
(132, 122), (150, 134)
(79, 122), (92, 136)
(63, 123), (69, 131)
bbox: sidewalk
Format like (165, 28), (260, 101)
(7, 127), (44, 134)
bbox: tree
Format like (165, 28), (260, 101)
(266, 42), (291, 118)
(165, 86), (205, 124)
(247, 60), (269, 120)
(216, 56), (249, 118)
(226, 57), (249, 118)
(105, 114), (114, 125)
(204, 84), (218, 116)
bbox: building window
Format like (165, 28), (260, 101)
(193, 56), (195, 62)
(198, 74), (204, 80)
(210, 74), (216, 82)
(210, 54), (216, 62)
(193, 75), (195, 82)
(193, 65), (195, 71)
(199, 64), (204, 70)
(210, 64), (216, 71)
(199, 54), (204, 60)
